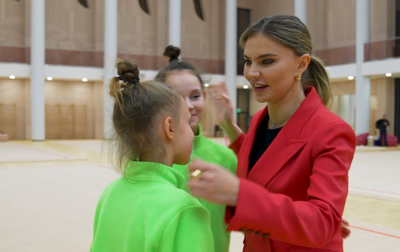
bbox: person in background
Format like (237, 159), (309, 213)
(187, 15), (356, 252)
(90, 60), (214, 252)
(156, 46), (238, 252)
(376, 114), (390, 146)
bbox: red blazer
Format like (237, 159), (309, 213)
(226, 87), (356, 252)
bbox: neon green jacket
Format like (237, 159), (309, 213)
(173, 125), (238, 252)
(91, 161), (214, 252)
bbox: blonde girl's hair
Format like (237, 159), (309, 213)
(108, 59), (182, 175)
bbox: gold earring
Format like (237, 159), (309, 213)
(296, 75), (301, 81)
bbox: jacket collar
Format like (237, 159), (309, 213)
(125, 161), (186, 189)
(193, 124), (203, 150)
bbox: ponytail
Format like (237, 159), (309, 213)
(302, 56), (332, 107)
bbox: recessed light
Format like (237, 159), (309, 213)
(348, 76), (354, 80)
(9, 75), (15, 79)
(243, 85), (249, 89)
(47, 76), (53, 81)
(82, 78), (88, 82)
(386, 73), (392, 77)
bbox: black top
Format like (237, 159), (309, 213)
(249, 116), (282, 172)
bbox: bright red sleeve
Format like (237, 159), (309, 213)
(228, 133), (246, 156)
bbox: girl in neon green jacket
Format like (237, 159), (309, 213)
(90, 60), (214, 252)
(156, 47), (238, 252)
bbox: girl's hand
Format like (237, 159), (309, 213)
(208, 82), (234, 127)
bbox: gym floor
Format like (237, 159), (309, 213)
(0, 139), (399, 252)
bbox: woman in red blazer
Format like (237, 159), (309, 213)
(188, 15), (356, 252)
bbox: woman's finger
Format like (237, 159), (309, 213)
(187, 159), (214, 173)
(187, 178), (210, 197)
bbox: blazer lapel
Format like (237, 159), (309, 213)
(247, 87), (321, 187)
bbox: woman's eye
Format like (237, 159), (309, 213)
(262, 59), (274, 65)
(191, 94), (200, 99)
(244, 60), (251, 65)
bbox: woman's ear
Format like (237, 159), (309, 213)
(297, 53), (311, 74)
(163, 116), (175, 140)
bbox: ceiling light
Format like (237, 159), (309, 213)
(82, 78), (88, 82)
(9, 75), (15, 79)
(204, 83), (209, 87)
(47, 76), (53, 81)
(386, 73), (392, 77)
(243, 85), (249, 89)
(347, 76), (354, 80)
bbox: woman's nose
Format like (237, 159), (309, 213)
(248, 66), (260, 78)
(246, 67), (260, 80)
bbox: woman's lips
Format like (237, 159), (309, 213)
(252, 83), (268, 92)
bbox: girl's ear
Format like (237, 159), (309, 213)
(163, 116), (174, 140)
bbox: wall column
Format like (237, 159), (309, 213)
(168, 0), (181, 47)
(294, 0), (307, 24)
(30, 0), (46, 141)
(338, 95), (355, 127)
(355, 0), (371, 135)
(103, 0), (118, 139)
(225, 0), (237, 121)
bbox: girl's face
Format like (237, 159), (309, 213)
(165, 70), (205, 135)
(243, 34), (303, 104)
(172, 98), (194, 165)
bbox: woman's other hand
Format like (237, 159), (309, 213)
(341, 219), (351, 238)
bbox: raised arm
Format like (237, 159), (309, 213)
(209, 82), (243, 144)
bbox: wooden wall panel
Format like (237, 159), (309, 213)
(0, 103), (17, 140)
(45, 104), (87, 139)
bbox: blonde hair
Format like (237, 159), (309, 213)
(239, 15), (332, 106)
(108, 59), (182, 175)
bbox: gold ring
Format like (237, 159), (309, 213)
(191, 169), (202, 180)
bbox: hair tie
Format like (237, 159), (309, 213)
(118, 75), (140, 85)
(132, 75), (140, 84)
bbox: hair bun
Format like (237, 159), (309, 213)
(116, 60), (140, 85)
(163, 45), (181, 61)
